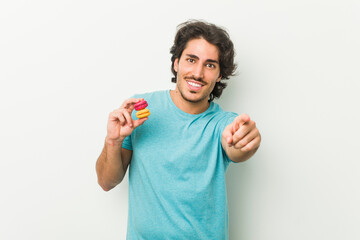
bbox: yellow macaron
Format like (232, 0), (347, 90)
(136, 108), (151, 119)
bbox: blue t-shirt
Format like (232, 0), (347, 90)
(122, 90), (238, 239)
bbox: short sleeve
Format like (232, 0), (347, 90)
(122, 134), (133, 150)
(217, 112), (238, 164)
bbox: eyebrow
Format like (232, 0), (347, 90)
(185, 54), (219, 64)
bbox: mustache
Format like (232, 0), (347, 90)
(184, 76), (206, 84)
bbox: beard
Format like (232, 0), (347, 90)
(177, 79), (213, 104)
(178, 88), (209, 103)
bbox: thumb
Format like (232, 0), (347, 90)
(222, 125), (234, 145)
(133, 117), (148, 129)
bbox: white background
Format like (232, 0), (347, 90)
(1, 0), (359, 239)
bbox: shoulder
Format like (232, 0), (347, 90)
(209, 102), (238, 120)
(206, 102), (238, 133)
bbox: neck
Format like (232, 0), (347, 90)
(170, 89), (210, 114)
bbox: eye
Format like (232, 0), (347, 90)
(187, 58), (195, 63)
(206, 63), (215, 68)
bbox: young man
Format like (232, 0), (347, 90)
(96, 20), (261, 239)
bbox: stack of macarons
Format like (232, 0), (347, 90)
(134, 100), (151, 119)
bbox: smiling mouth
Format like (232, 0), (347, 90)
(187, 81), (202, 88)
(186, 79), (205, 91)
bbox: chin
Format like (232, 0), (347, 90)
(181, 91), (207, 103)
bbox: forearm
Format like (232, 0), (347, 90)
(96, 138), (126, 191)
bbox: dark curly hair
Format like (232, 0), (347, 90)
(170, 20), (237, 102)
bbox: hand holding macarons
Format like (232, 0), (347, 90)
(106, 98), (150, 145)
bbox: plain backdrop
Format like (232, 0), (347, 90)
(1, 0), (359, 239)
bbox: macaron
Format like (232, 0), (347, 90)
(136, 108), (151, 118)
(134, 100), (148, 111)
(134, 99), (151, 119)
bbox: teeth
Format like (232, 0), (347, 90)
(188, 81), (201, 87)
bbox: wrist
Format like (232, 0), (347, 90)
(105, 136), (124, 147)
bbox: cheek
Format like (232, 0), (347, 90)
(178, 66), (188, 75)
(207, 72), (221, 82)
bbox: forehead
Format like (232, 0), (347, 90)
(182, 38), (219, 61)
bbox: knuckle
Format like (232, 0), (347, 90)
(233, 131), (240, 138)
(239, 140), (247, 148)
(233, 134), (241, 143)
(109, 111), (116, 118)
(242, 145), (251, 152)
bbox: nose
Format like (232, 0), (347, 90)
(193, 63), (204, 80)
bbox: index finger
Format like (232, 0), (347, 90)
(232, 114), (250, 132)
(120, 98), (144, 109)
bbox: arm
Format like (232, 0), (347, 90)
(96, 139), (132, 191)
(221, 114), (261, 163)
(96, 98), (147, 191)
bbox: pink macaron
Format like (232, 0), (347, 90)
(134, 100), (148, 111)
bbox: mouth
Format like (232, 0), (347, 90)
(186, 80), (204, 91)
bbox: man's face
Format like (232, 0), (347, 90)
(174, 38), (221, 104)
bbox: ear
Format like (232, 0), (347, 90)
(174, 58), (179, 72)
(216, 75), (222, 82)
